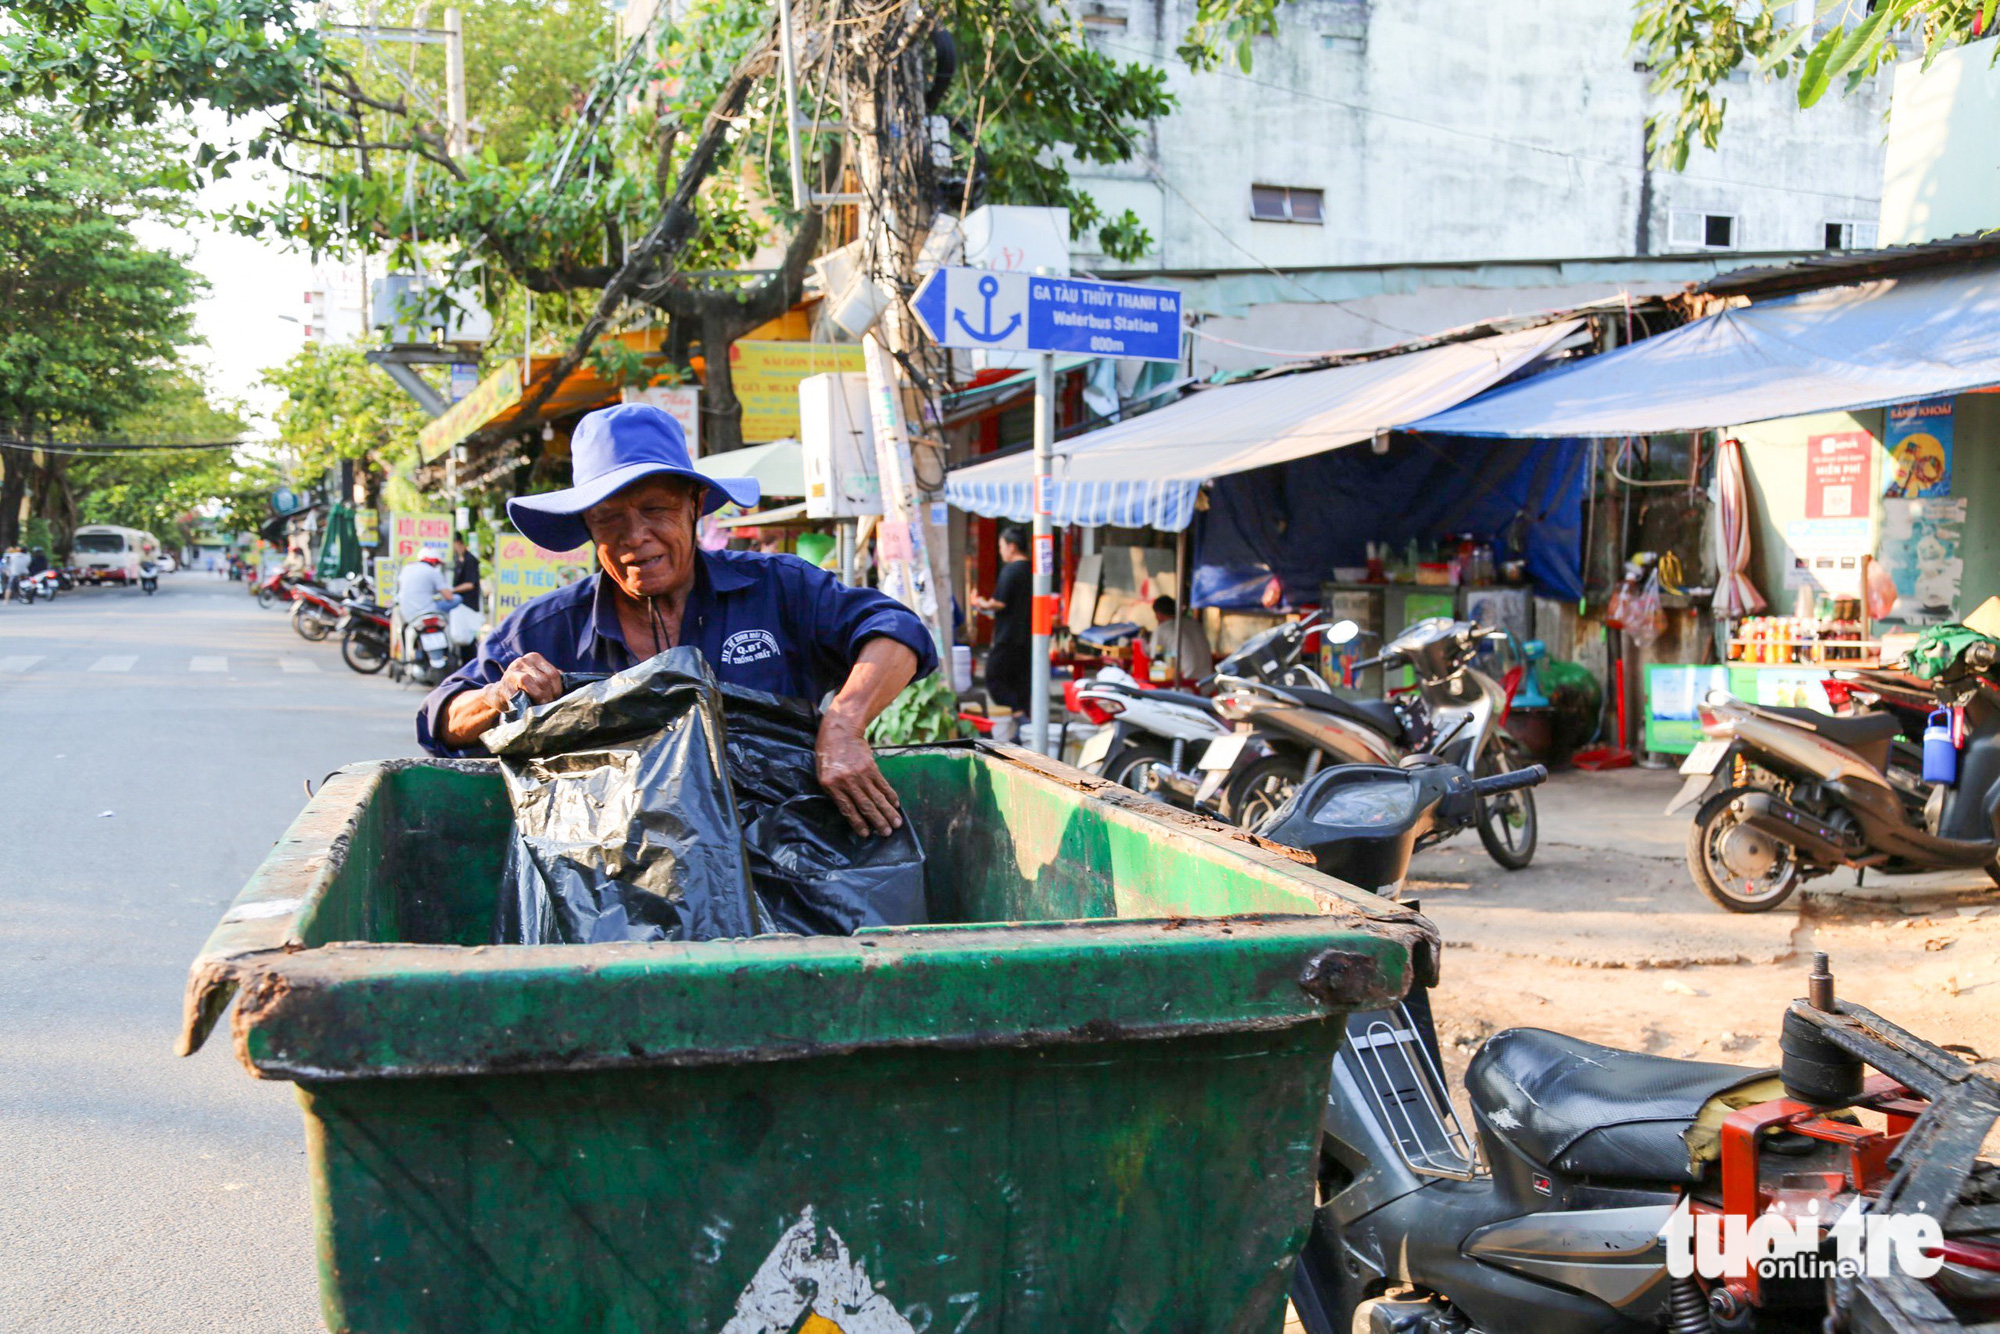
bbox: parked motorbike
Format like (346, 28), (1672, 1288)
(1067, 664), (1233, 797)
(338, 587), (392, 676)
(1063, 622), (1234, 800)
(138, 559), (159, 595)
(1206, 616), (1538, 868)
(1263, 760), (2000, 1334)
(289, 581), (346, 642)
(1667, 635), (2000, 912)
(252, 567), (314, 609)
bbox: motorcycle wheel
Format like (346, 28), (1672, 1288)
(1686, 786), (1803, 913)
(1228, 752), (1306, 829)
(341, 628), (389, 675)
(256, 586), (278, 610)
(293, 605), (333, 641)
(1103, 740), (1173, 798)
(1474, 739), (1538, 870)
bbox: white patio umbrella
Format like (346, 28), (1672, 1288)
(1712, 435), (1766, 622)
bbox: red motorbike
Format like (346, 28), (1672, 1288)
(289, 580), (347, 642)
(252, 567), (305, 609)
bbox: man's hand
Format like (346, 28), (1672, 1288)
(816, 714), (902, 837)
(491, 651), (564, 710)
(440, 651), (565, 748)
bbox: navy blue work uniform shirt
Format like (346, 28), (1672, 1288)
(416, 548), (937, 756)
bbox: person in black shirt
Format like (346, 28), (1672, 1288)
(451, 533), (482, 613)
(973, 526), (1032, 712)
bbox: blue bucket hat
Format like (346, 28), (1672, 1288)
(506, 403), (760, 551)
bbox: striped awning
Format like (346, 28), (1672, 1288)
(944, 321), (1579, 531)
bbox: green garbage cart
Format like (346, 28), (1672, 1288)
(180, 745), (1435, 1334)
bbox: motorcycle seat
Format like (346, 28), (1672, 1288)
(1275, 686), (1406, 741)
(1465, 1028), (1775, 1184)
(1103, 683), (1220, 717)
(1756, 705), (1903, 748)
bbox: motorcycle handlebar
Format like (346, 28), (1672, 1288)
(1470, 764), (1547, 797)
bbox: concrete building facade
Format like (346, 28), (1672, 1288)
(1067, 0), (1890, 371)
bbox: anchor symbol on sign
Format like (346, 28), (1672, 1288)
(952, 274), (1022, 344)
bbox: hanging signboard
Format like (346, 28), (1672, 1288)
(730, 342), (866, 442)
(910, 268), (1183, 361)
(1884, 399), (1954, 498)
(355, 508), (380, 548)
(491, 534), (594, 622)
(419, 360), (523, 463)
(1803, 430), (1875, 519)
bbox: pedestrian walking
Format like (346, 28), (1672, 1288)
(972, 526), (1032, 715)
(2, 544), (30, 602)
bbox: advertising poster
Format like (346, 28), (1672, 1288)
(1781, 517), (1871, 593)
(620, 383), (702, 457)
(355, 508), (380, 548)
(1804, 431), (1875, 519)
(1644, 664), (1731, 754)
(1877, 496), (1966, 626)
(491, 535), (593, 622)
(1884, 398), (1954, 498)
(730, 341), (866, 442)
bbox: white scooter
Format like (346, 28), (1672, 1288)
(1067, 663), (1233, 800)
(388, 602), (482, 687)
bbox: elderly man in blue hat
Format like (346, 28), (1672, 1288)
(417, 403), (936, 837)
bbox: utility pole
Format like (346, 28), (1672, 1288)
(444, 9), (469, 159)
(838, 14), (952, 660)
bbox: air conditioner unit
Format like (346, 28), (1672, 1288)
(799, 373), (882, 518)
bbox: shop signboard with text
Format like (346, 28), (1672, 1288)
(491, 534), (593, 622)
(1804, 431), (1875, 519)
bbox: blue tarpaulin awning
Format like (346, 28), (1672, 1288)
(943, 322), (1581, 530)
(1410, 264), (2000, 438)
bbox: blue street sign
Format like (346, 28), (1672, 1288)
(911, 268), (1182, 362)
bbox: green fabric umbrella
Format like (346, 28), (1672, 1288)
(316, 503), (363, 582)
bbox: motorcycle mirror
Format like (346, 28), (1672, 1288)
(1327, 619), (1361, 647)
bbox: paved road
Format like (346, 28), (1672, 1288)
(0, 576), (422, 1332)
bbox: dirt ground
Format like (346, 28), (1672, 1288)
(1405, 766), (2000, 1087)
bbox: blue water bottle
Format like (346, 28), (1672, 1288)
(1923, 708), (1958, 786)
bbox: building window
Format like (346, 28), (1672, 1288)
(1668, 209), (1738, 251)
(1250, 185), (1325, 224)
(1824, 220), (1879, 250)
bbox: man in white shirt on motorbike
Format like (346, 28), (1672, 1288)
(397, 550), (458, 620)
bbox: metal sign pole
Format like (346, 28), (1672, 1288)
(1030, 350), (1055, 757)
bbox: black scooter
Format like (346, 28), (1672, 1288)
(1264, 760), (2000, 1334)
(1666, 635), (2000, 911)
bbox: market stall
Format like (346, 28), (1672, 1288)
(944, 320), (1589, 696)
(1413, 256), (2000, 753)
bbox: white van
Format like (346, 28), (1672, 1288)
(71, 525), (160, 585)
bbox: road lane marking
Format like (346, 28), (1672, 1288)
(277, 657), (319, 674)
(189, 656), (228, 673)
(88, 655), (137, 673)
(0, 655), (43, 673)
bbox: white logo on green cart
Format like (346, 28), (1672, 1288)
(720, 1206), (916, 1334)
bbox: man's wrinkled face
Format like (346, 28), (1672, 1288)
(584, 477), (702, 600)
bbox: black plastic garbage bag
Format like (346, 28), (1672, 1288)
(485, 647), (765, 944)
(719, 683), (928, 935)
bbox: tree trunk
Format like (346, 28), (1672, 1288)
(0, 443), (27, 551)
(700, 307), (745, 454)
